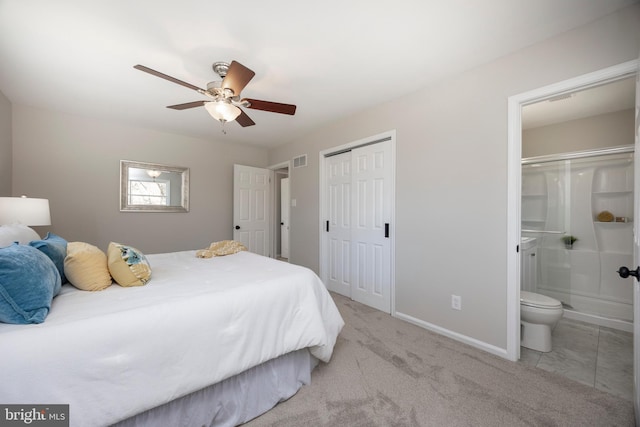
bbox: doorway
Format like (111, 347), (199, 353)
(232, 162), (290, 260)
(507, 60), (640, 417)
(507, 60), (638, 362)
(271, 163), (290, 261)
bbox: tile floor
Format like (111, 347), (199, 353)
(519, 317), (633, 401)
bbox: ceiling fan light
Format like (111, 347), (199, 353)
(204, 101), (241, 122)
(146, 170), (162, 179)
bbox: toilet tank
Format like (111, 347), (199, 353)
(521, 237), (537, 292)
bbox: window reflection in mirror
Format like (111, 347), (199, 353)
(120, 160), (189, 212)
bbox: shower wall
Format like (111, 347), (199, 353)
(522, 151), (634, 323)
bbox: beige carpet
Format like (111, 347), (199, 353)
(245, 293), (634, 427)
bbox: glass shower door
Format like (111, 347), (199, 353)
(522, 151), (634, 323)
(522, 160), (573, 297)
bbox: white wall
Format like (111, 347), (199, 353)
(523, 109), (635, 157)
(269, 5), (640, 351)
(11, 105), (268, 254)
(0, 90), (11, 196)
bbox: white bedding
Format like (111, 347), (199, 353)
(0, 251), (344, 427)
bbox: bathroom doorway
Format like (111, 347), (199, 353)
(521, 76), (636, 328)
(507, 60), (638, 359)
(507, 61), (638, 402)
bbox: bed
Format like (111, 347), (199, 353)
(0, 242), (344, 427)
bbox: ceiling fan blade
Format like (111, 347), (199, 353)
(134, 65), (205, 93)
(167, 101), (206, 110)
(222, 61), (255, 95)
(243, 98), (297, 115)
(235, 109), (256, 127)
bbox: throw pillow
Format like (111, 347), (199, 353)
(208, 240), (247, 256)
(29, 232), (68, 284)
(0, 243), (62, 324)
(107, 242), (151, 287)
(64, 242), (112, 291)
(0, 224), (41, 247)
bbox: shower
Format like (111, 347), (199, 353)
(521, 148), (634, 331)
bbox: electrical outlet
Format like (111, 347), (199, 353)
(451, 294), (462, 311)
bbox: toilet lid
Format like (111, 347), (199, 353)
(520, 291), (562, 309)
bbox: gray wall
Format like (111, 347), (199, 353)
(0, 90), (11, 196)
(523, 109), (635, 158)
(11, 105), (268, 254)
(269, 5), (640, 351)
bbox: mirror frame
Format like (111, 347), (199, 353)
(120, 160), (190, 213)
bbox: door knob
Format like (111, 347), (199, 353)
(617, 266), (640, 281)
(235, 225), (240, 230)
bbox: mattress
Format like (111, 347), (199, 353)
(0, 250), (344, 427)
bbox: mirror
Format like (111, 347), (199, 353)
(120, 160), (189, 212)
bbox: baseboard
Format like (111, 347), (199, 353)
(562, 309), (633, 333)
(394, 311), (510, 360)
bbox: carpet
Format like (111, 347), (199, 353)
(244, 293), (634, 426)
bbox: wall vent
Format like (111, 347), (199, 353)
(293, 154), (307, 168)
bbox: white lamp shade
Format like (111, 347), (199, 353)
(0, 197), (51, 226)
(204, 101), (242, 122)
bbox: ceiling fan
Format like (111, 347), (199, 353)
(134, 61), (296, 130)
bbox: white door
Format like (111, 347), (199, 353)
(322, 139), (393, 313)
(280, 177), (290, 259)
(325, 152), (352, 297)
(350, 141), (392, 312)
(633, 57), (640, 422)
(233, 164), (271, 256)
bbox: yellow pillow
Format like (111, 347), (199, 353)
(208, 240), (247, 256)
(107, 242), (151, 287)
(64, 242), (112, 291)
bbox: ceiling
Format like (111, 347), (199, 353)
(0, 0), (636, 149)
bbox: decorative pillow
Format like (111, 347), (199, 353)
(107, 242), (151, 287)
(64, 242), (112, 291)
(0, 243), (61, 324)
(208, 240), (247, 256)
(0, 224), (41, 247)
(29, 232), (68, 284)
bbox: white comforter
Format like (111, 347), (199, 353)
(0, 251), (344, 427)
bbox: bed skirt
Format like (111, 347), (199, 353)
(113, 349), (317, 427)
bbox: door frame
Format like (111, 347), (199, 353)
(506, 60), (639, 362)
(318, 129), (397, 315)
(268, 160), (290, 260)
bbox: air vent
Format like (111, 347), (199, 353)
(293, 154), (307, 168)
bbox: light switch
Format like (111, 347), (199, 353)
(291, 199), (297, 207)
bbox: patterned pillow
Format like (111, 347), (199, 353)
(107, 242), (151, 287)
(0, 243), (61, 324)
(208, 240), (247, 256)
(64, 242), (112, 291)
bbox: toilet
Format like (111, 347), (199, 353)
(520, 291), (563, 352)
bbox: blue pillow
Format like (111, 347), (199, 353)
(29, 232), (68, 284)
(0, 243), (62, 324)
